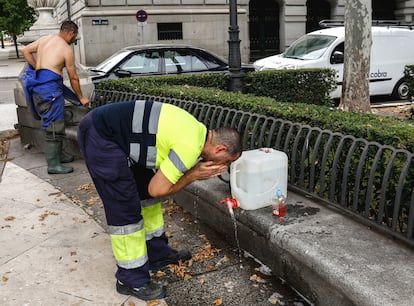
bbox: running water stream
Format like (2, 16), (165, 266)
(221, 198), (243, 269)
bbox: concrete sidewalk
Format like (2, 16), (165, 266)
(0, 162), (160, 306)
(0, 44), (25, 79)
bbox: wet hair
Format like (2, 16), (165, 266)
(212, 127), (242, 156)
(60, 20), (78, 33)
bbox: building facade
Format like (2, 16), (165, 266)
(54, 0), (414, 66)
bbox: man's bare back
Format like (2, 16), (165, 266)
(35, 34), (72, 76)
(21, 21), (90, 106)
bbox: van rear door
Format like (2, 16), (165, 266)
(370, 30), (414, 99)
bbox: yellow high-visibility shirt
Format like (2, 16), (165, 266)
(156, 103), (207, 184)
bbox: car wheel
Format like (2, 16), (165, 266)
(392, 79), (409, 100)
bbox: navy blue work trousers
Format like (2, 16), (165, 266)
(77, 111), (171, 288)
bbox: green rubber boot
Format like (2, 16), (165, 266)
(61, 153), (74, 163)
(44, 141), (73, 174)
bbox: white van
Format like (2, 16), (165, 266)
(253, 24), (414, 99)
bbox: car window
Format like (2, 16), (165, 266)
(94, 50), (131, 73)
(284, 34), (337, 60)
(330, 42), (344, 64)
(119, 51), (160, 74)
(191, 55), (209, 71)
(193, 50), (227, 69)
(164, 49), (208, 73)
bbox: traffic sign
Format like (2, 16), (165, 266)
(136, 10), (148, 23)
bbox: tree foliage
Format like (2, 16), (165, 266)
(0, 0), (35, 57)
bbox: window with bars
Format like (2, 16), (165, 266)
(157, 23), (183, 40)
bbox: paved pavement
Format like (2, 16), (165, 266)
(1, 43), (414, 306)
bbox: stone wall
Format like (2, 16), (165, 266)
(52, 0), (414, 66)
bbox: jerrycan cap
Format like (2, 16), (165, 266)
(259, 148), (274, 154)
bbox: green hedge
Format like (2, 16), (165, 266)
(95, 80), (414, 152)
(97, 68), (337, 106)
(98, 73), (230, 92)
(244, 68), (337, 106)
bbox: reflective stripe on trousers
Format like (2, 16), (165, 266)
(109, 220), (147, 269)
(141, 199), (165, 240)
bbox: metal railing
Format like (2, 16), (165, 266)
(92, 89), (414, 247)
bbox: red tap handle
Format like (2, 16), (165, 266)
(220, 197), (238, 209)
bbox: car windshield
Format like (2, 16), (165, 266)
(283, 34), (337, 60)
(93, 50), (132, 73)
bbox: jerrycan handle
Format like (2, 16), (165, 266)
(230, 161), (240, 190)
(218, 167), (230, 184)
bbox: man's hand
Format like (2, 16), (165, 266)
(148, 161), (228, 198)
(190, 161), (228, 180)
(80, 96), (90, 106)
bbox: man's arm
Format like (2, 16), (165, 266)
(148, 161), (227, 198)
(64, 50), (90, 106)
(21, 40), (39, 68)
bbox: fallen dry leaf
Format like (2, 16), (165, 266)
(215, 255), (230, 267)
(38, 210), (59, 221)
(70, 251), (77, 256)
(76, 183), (96, 193)
(147, 300), (162, 306)
(155, 270), (166, 278)
(2, 276), (8, 282)
(250, 274), (266, 283)
(197, 277), (205, 284)
(169, 260), (189, 278)
(4, 216), (15, 221)
(193, 239), (221, 263)
(72, 217), (87, 223)
(86, 196), (100, 205)
(212, 298), (223, 305)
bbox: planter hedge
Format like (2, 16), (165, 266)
(95, 78), (414, 153)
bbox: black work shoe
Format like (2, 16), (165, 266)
(149, 249), (192, 271)
(116, 280), (167, 301)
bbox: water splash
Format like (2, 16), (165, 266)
(193, 188), (200, 235)
(227, 205), (243, 269)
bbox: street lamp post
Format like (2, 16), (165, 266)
(228, 0), (244, 92)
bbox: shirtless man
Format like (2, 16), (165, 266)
(21, 20), (90, 174)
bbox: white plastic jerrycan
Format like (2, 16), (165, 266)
(230, 148), (288, 210)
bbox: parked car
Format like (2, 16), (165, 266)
(87, 44), (253, 83)
(253, 24), (414, 100)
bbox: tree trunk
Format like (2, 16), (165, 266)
(13, 34), (20, 59)
(339, 0), (372, 113)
